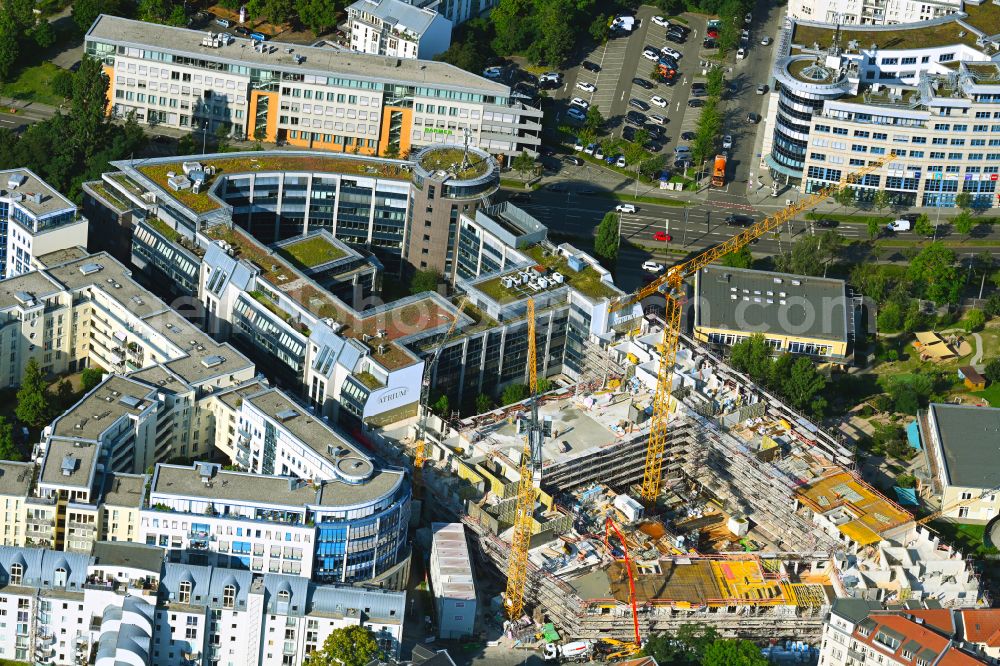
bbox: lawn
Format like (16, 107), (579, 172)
(974, 382), (1000, 407)
(278, 235), (346, 269)
(927, 520), (998, 557)
(475, 245), (618, 303)
(0, 62), (67, 107)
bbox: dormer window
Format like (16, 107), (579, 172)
(179, 580), (191, 604)
(54, 568), (67, 587)
(10, 563), (22, 586)
(223, 584), (235, 609)
(278, 590), (290, 604)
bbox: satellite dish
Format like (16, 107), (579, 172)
(848, 39), (859, 50)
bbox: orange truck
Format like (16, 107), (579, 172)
(711, 154), (727, 187)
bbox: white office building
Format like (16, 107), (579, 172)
(347, 0), (453, 60)
(786, 0), (961, 26)
(429, 523), (476, 639)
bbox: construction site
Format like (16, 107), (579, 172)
(390, 156), (989, 650)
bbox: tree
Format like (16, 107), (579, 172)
(702, 638), (769, 666)
(866, 217), (882, 240)
(872, 189), (892, 216)
(176, 133), (197, 156)
(305, 626), (380, 666)
(907, 243), (960, 304)
(775, 231), (843, 276)
(877, 301), (905, 333)
(987, 293), (1000, 318)
(594, 212), (620, 266)
(913, 213), (934, 238)
(72, 0), (124, 33)
(246, 0), (294, 25)
(409, 270), (441, 295)
(884, 374), (933, 415)
(985, 358), (1000, 383)
(381, 143), (400, 160)
(501, 383), (529, 405)
(964, 308), (986, 333)
(431, 394), (450, 415)
(55, 379), (75, 410)
(15, 358), (51, 428)
(583, 105), (604, 137)
(834, 186), (856, 212)
(536, 377), (553, 393)
(0, 11), (20, 81)
(0, 416), (20, 461)
(785, 357), (827, 412)
(953, 210), (975, 239)
(52, 69), (75, 99)
(511, 151), (536, 179)
(29, 19), (56, 48)
(692, 99), (721, 167)
(729, 334), (772, 382)
(720, 245), (753, 269)
(475, 393), (495, 414)
(706, 66), (725, 99)
(298, 0), (339, 35)
(80, 367), (104, 393)
(70, 57), (112, 161)
(588, 13), (608, 43)
(955, 191), (974, 212)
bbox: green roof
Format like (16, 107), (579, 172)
(278, 235), (347, 269)
(475, 245), (618, 304)
(793, 19), (979, 51)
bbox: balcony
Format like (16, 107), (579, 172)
(36, 634), (55, 648)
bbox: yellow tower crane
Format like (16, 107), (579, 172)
(610, 154), (898, 503)
(505, 298), (542, 620)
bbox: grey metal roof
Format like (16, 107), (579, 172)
(161, 562), (254, 610)
(0, 546), (91, 591)
(929, 404), (1000, 488)
(830, 598), (885, 625)
(694, 265), (849, 343)
(349, 0), (441, 35)
(87, 15), (507, 95)
(96, 596), (154, 666)
(309, 581), (405, 623)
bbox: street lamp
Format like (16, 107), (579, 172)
(202, 121), (209, 154)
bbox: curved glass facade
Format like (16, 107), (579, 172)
(312, 480), (411, 583)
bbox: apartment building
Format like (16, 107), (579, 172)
(0, 541), (405, 666)
(819, 598), (1000, 665)
(429, 523), (475, 640)
(921, 404), (1000, 522)
(787, 0), (961, 26)
(85, 15), (541, 158)
(347, 0), (453, 60)
(764, 14), (1000, 209)
(693, 265), (859, 362)
(0, 170), (88, 280)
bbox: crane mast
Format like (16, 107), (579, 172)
(611, 154), (897, 503)
(505, 298), (543, 619)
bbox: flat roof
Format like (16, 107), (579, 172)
(0, 270), (62, 310)
(431, 523), (475, 600)
(792, 17), (980, 51)
(0, 168), (76, 218)
(36, 247), (90, 268)
(695, 265), (848, 343)
(348, 0), (438, 35)
(472, 244), (620, 304)
(102, 473), (147, 508)
(39, 439), (101, 489)
(930, 404), (1000, 488)
(152, 463), (323, 507)
(245, 389), (365, 460)
(50, 375), (155, 441)
(91, 541), (164, 573)
(0, 461), (35, 497)
(87, 15), (507, 94)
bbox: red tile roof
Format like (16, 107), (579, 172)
(961, 609), (1000, 647)
(906, 609), (956, 635)
(852, 613), (992, 665)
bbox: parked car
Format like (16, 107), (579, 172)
(736, 48), (747, 60)
(570, 97), (590, 109)
(650, 95), (667, 108)
(745, 12), (753, 23)
(566, 107), (586, 120)
(594, 147), (604, 160)
(215, 17), (231, 27)
(234, 26), (251, 36)
(582, 60), (601, 72)
(703, 38), (717, 49)
(567, 156), (583, 166)
(574, 139), (585, 151)
(722, 135), (733, 149)
(645, 142), (662, 152)
(688, 99), (705, 108)
(616, 203), (637, 213)
(483, 66), (504, 79)
(625, 111), (646, 126)
(653, 231), (672, 242)
(674, 145), (691, 155)
(633, 77), (654, 89)
(652, 15), (670, 26)
(650, 114), (667, 125)
(691, 83), (706, 96)
(583, 142), (596, 155)
(756, 83), (769, 94)
(616, 155), (626, 168)
(667, 32), (685, 44)
(643, 260), (665, 272)
(643, 48), (660, 61)
(629, 98), (650, 111)
(706, 27), (719, 38)
(761, 36), (772, 45)
(576, 81), (596, 93)
(661, 46), (682, 59)
(746, 112), (761, 123)
(681, 131), (696, 140)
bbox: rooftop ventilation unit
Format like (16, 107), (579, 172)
(119, 395), (142, 408)
(276, 409), (298, 422)
(201, 355), (225, 368)
(78, 262), (103, 276)
(61, 455), (78, 477)
(7, 174), (26, 189)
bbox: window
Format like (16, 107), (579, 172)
(939, 53), (955, 62)
(961, 491), (974, 500)
(179, 580), (191, 604)
(9, 563), (21, 586)
(278, 590), (290, 604)
(223, 584), (235, 609)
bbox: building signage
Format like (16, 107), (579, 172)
(424, 127), (454, 135)
(379, 387), (409, 404)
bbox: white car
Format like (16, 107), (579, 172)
(736, 48), (747, 60)
(616, 155), (626, 168)
(615, 203), (637, 213)
(594, 147), (605, 160)
(761, 36), (772, 45)
(576, 81), (596, 93)
(722, 134), (733, 149)
(660, 47), (681, 59)
(570, 97), (590, 110)
(650, 95), (667, 108)
(483, 66), (503, 79)
(566, 107), (586, 120)
(583, 143), (597, 155)
(650, 114), (667, 125)
(643, 48), (659, 61)
(574, 139), (585, 151)
(651, 15), (670, 27)
(642, 260), (664, 272)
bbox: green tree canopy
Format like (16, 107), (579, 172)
(954, 210), (975, 238)
(729, 334), (772, 381)
(871, 189), (892, 215)
(305, 626), (381, 666)
(594, 212), (620, 267)
(720, 246), (753, 269)
(785, 357), (828, 414)
(907, 243), (960, 304)
(16, 358), (51, 428)
(955, 191), (974, 211)
(0, 416), (21, 461)
(409, 270), (442, 295)
(511, 151), (536, 178)
(475, 393), (495, 413)
(80, 368), (104, 393)
(72, 0), (126, 33)
(701, 638), (769, 666)
(913, 213), (934, 237)
(501, 383), (529, 405)
(984, 358), (1000, 383)
(964, 308), (986, 333)
(774, 231), (843, 276)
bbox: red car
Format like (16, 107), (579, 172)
(706, 28), (719, 38)
(653, 231), (672, 242)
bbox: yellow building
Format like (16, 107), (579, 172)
(924, 404), (1000, 523)
(0, 461), (34, 546)
(693, 265), (854, 362)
